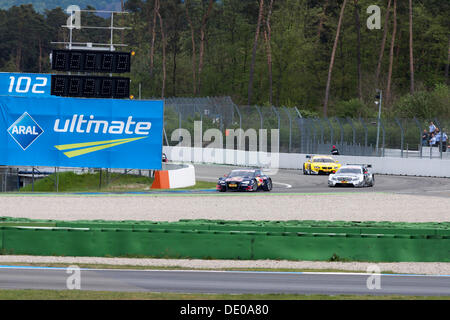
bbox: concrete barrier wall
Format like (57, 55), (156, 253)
(167, 163), (196, 189)
(152, 163), (196, 189)
(1, 225), (448, 262)
(164, 146), (450, 178)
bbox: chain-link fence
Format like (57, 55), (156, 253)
(0, 166), (20, 192)
(162, 97), (449, 159)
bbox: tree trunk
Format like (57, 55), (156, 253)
(197, 0), (214, 93)
(172, 48), (177, 97)
(323, 0), (347, 117)
(263, 0), (274, 105)
(156, 0), (166, 98)
(386, 0), (397, 104)
(445, 37), (450, 84)
(354, 0), (362, 100)
(121, 0), (124, 45)
(375, 0), (392, 85)
(317, 0), (329, 41)
(38, 37), (42, 73)
(15, 46), (22, 71)
(248, 0), (264, 105)
(409, 0), (414, 94)
(149, 0), (158, 77)
(185, 0), (197, 95)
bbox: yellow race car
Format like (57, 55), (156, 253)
(303, 155), (341, 175)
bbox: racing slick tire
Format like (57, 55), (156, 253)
(251, 180), (258, 192)
(369, 175), (375, 187)
(219, 186), (227, 192)
(263, 178), (273, 191)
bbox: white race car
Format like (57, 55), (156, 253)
(328, 165), (374, 187)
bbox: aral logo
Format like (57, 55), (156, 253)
(7, 112), (44, 150)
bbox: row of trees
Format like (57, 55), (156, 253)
(0, 1), (448, 118)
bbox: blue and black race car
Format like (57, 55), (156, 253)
(216, 168), (273, 192)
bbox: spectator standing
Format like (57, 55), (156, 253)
(429, 133), (436, 147)
(429, 121), (436, 135)
(331, 145), (340, 155)
(441, 129), (448, 152)
(421, 129), (428, 146)
(435, 130), (441, 145)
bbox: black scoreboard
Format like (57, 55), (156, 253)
(50, 49), (131, 98)
(51, 50), (131, 73)
(51, 75), (130, 99)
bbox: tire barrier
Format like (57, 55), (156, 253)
(0, 218), (449, 262)
(151, 163), (196, 189)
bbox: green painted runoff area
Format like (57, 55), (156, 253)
(0, 217), (449, 262)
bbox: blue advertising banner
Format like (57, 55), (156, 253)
(0, 96), (164, 169)
(0, 73), (51, 97)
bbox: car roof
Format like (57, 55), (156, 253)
(312, 155), (333, 159)
(339, 165), (363, 169)
(231, 169), (257, 172)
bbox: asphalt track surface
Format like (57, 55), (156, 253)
(2, 164), (449, 297)
(0, 266), (449, 296)
(194, 164), (450, 198)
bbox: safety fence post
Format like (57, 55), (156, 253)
(394, 118), (404, 158)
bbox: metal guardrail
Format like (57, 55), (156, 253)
(162, 97), (449, 158)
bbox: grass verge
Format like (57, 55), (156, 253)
(18, 171), (216, 192)
(0, 289), (447, 300)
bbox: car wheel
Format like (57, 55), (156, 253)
(263, 179), (272, 191)
(303, 164), (308, 175)
(252, 180), (258, 192)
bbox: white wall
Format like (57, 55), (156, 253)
(167, 163), (196, 188)
(164, 146), (450, 178)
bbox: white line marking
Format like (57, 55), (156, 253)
(272, 182), (292, 189)
(197, 176), (292, 189)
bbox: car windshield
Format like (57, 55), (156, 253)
(314, 158), (334, 163)
(229, 170), (255, 178)
(337, 168), (362, 174)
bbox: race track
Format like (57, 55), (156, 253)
(195, 164), (450, 198)
(1, 266), (449, 296)
(1, 164), (449, 222)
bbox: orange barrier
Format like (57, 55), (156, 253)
(151, 170), (170, 189)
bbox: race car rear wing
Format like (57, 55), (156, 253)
(346, 164), (372, 168)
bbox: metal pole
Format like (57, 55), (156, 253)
(359, 118), (368, 156)
(413, 117), (422, 158)
(110, 12), (114, 51)
(375, 90), (382, 154)
(282, 107), (293, 153)
(435, 118), (443, 159)
(324, 117), (334, 146)
(379, 118), (386, 157)
(32, 167), (34, 192)
(394, 118), (404, 158)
